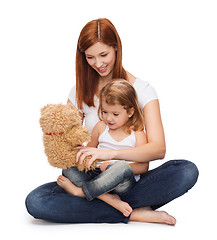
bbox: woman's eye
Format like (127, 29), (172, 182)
(86, 56), (93, 59)
(101, 54), (108, 57)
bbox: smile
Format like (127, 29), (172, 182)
(97, 66), (107, 73)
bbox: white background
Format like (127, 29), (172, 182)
(0, 0), (216, 239)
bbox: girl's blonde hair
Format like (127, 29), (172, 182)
(98, 79), (144, 132)
(76, 18), (127, 110)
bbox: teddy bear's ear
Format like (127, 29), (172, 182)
(66, 103), (81, 116)
(67, 103), (76, 111)
(40, 104), (53, 115)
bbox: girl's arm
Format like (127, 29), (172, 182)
(86, 121), (106, 148)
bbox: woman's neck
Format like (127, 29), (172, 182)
(96, 71), (136, 96)
(96, 75), (113, 97)
(99, 71), (113, 84)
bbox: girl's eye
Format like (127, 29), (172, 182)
(113, 113), (119, 116)
(86, 56), (93, 59)
(102, 111), (107, 114)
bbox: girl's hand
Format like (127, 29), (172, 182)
(75, 147), (115, 168)
(100, 161), (112, 172)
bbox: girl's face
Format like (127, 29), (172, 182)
(85, 42), (116, 79)
(101, 100), (134, 130)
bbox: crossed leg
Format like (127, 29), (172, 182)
(57, 175), (132, 217)
(57, 175), (176, 225)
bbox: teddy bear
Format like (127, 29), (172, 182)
(39, 103), (97, 171)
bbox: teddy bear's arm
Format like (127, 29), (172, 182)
(65, 126), (90, 146)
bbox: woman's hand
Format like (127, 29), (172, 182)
(75, 147), (115, 168)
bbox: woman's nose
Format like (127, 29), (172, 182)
(95, 58), (103, 68)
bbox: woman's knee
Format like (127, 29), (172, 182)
(25, 182), (64, 220)
(166, 159), (199, 192)
(180, 160), (199, 189)
(25, 182), (54, 219)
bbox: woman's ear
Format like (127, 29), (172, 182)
(128, 107), (135, 118)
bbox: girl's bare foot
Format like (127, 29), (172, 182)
(57, 175), (85, 197)
(98, 194), (132, 217)
(111, 194), (133, 217)
(129, 207), (176, 225)
(57, 176), (132, 217)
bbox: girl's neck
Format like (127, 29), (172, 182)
(109, 125), (130, 135)
(108, 125), (131, 142)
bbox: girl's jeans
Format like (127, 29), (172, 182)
(62, 161), (136, 201)
(25, 160), (199, 224)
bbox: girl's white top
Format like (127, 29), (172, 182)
(68, 78), (158, 133)
(97, 125), (136, 165)
(97, 125), (140, 181)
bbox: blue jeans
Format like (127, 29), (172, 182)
(25, 160), (199, 223)
(63, 161), (136, 200)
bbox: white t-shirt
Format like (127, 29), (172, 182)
(68, 78), (158, 133)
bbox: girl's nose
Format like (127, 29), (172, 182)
(107, 114), (113, 122)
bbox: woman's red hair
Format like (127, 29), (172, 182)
(76, 18), (127, 109)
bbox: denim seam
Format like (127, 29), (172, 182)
(82, 184), (94, 201)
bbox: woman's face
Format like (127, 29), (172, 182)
(85, 42), (116, 79)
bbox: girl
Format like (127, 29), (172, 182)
(57, 80), (153, 218)
(26, 18), (198, 224)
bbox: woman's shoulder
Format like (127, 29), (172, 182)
(126, 71), (153, 90)
(134, 78), (151, 89)
(126, 71), (136, 84)
(133, 78), (158, 109)
(68, 85), (76, 101)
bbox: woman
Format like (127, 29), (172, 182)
(25, 18), (199, 224)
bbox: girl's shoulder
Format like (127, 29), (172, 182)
(134, 130), (146, 137)
(93, 121), (107, 135)
(134, 130), (147, 146)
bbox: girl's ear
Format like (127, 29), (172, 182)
(128, 107), (135, 118)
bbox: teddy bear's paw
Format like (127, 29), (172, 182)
(76, 156), (98, 172)
(76, 164), (86, 172)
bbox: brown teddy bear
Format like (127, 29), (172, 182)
(39, 103), (97, 171)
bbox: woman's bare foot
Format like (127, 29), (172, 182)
(98, 194), (132, 217)
(129, 207), (176, 225)
(57, 175), (85, 197)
